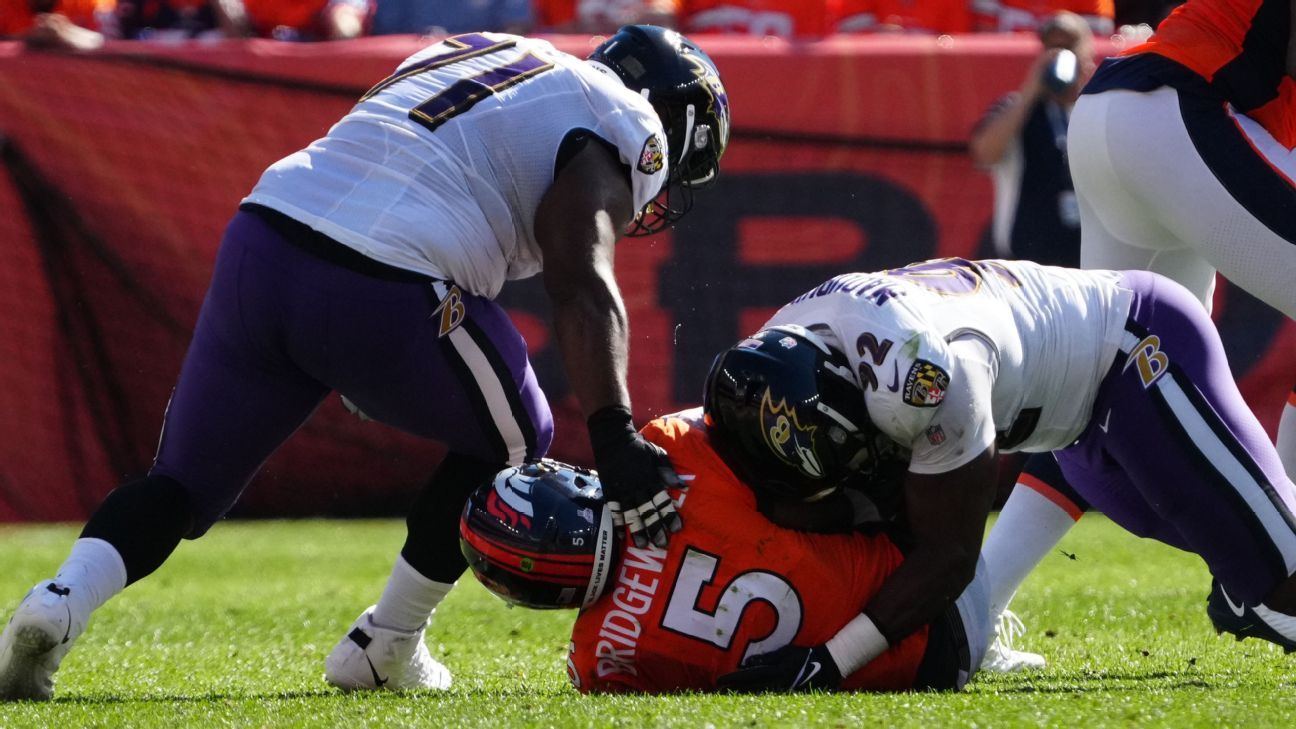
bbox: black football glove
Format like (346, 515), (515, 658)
(716, 644), (843, 693)
(588, 405), (682, 549)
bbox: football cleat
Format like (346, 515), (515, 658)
(0, 581), (91, 701)
(324, 607), (452, 691)
(1205, 580), (1296, 653)
(979, 610), (1047, 673)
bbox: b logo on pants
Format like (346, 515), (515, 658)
(435, 285), (466, 337)
(1123, 335), (1169, 388)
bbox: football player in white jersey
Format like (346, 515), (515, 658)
(979, 3), (1296, 669)
(703, 259), (1296, 691)
(0, 26), (730, 701)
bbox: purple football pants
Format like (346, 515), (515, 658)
(1056, 271), (1296, 603)
(150, 209), (553, 535)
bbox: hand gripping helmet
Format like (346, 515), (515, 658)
(589, 25), (731, 236)
(460, 459), (617, 610)
(704, 325), (887, 501)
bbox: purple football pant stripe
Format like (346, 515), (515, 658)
(1056, 271), (1296, 604)
(150, 211), (552, 536)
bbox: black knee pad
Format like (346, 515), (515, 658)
(81, 475), (196, 585)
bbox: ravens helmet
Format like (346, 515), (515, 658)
(703, 325), (889, 501)
(459, 459), (616, 610)
(589, 24), (730, 236)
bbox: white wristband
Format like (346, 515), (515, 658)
(824, 613), (889, 676)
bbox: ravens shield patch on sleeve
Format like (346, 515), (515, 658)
(637, 133), (664, 175)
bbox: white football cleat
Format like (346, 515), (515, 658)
(0, 581), (91, 701)
(324, 607), (451, 691)
(979, 610), (1047, 674)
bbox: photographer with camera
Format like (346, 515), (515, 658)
(970, 11), (1096, 267)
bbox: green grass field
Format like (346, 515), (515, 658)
(1, 517), (1293, 728)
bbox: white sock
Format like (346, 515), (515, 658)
(370, 556), (454, 633)
(52, 538), (127, 612)
(1275, 395), (1296, 482)
(982, 483), (1082, 618)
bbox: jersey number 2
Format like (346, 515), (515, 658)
(361, 33), (555, 134)
(660, 547), (804, 663)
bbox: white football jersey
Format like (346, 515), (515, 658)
(243, 33), (669, 299)
(765, 259), (1134, 474)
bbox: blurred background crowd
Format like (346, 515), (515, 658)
(2, 0), (1184, 51)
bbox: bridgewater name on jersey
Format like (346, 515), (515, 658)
(567, 413), (929, 693)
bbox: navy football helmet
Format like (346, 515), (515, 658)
(589, 25), (730, 236)
(460, 460), (617, 610)
(704, 325), (893, 501)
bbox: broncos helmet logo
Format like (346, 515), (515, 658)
(486, 470), (534, 530)
(758, 388), (824, 479)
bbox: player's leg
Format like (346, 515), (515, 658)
(0, 211), (332, 701)
(323, 280), (553, 690)
(1076, 271), (1296, 646)
(978, 453), (1089, 672)
(1070, 89), (1219, 310)
(1079, 87), (1296, 480)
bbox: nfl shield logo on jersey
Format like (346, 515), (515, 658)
(637, 133), (664, 174)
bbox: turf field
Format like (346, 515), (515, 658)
(0, 517), (1293, 728)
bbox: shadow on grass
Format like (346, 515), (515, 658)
(977, 671), (1216, 695)
(44, 685), (580, 706)
(48, 689), (341, 706)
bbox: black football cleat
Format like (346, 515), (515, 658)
(1205, 579), (1296, 654)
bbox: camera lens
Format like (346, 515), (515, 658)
(1042, 49), (1078, 93)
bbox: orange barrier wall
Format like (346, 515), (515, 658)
(0, 35), (1290, 522)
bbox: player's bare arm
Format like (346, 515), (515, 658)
(863, 447), (998, 644)
(535, 138), (682, 549)
(535, 138), (636, 417)
(968, 52), (1051, 167)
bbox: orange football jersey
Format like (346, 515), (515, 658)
(1126, 0), (1295, 146)
(567, 415), (928, 693)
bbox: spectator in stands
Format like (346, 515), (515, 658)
(679, 0), (834, 39)
(835, 0), (972, 34)
(368, 0), (531, 36)
(1, 0), (113, 49)
(968, 11), (1095, 267)
(243, 0), (370, 40)
(973, 0), (1114, 34)
(536, 0), (677, 33)
(115, 0), (248, 39)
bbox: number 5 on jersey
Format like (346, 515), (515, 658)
(661, 547), (804, 663)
